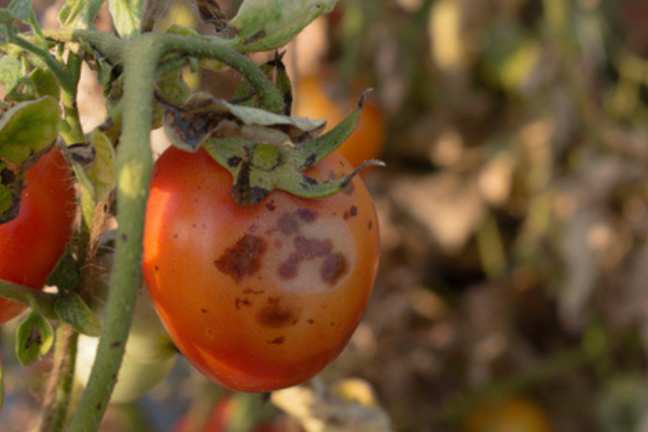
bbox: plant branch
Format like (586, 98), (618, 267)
(67, 33), (164, 432)
(11, 35), (75, 95)
(0, 279), (58, 320)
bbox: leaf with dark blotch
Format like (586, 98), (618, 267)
(193, 0), (228, 31)
(161, 91), (326, 152)
(16, 308), (54, 366)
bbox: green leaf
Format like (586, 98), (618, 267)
(109, 0), (145, 39)
(28, 68), (60, 100)
(8, 0), (33, 21)
(0, 55), (22, 95)
(229, 0), (336, 52)
(16, 307), (54, 366)
(71, 129), (116, 202)
(58, 0), (105, 29)
(0, 96), (61, 163)
(46, 247), (80, 292)
(54, 292), (102, 336)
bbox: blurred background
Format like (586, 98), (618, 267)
(5, 0), (648, 431)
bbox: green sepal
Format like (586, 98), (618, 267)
(54, 292), (102, 337)
(228, 0), (337, 52)
(0, 55), (22, 95)
(203, 89), (384, 206)
(0, 96), (61, 163)
(16, 301), (54, 366)
(46, 246), (80, 293)
(70, 128), (116, 202)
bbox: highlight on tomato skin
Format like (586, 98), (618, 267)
(142, 146), (380, 393)
(0, 147), (76, 326)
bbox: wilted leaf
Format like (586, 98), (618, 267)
(161, 91), (326, 152)
(16, 307), (54, 366)
(188, 0), (228, 31)
(229, 0), (337, 52)
(71, 129), (116, 202)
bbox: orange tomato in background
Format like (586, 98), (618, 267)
(466, 395), (552, 432)
(293, 71), (386, 170)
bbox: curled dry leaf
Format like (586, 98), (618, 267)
(160, 91), (326, 152)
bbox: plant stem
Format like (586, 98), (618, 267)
(60, 52), (86, 145)
(37, 324), (78, 432)
(41, 29), (124, 63)
(11, 35), (75, 95)
(0, 279), (58, 319)
(67, 33), (164, 432)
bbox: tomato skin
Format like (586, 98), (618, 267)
(0, 147), (76, 325)
(143, 146), (380, 392)
(294, 73), (386, 169)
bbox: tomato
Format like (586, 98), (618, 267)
(466, 395), (553, 432)
(293, 72), (386, 169)
(143, 146), (380, 392)
(0, 147), (76, 325)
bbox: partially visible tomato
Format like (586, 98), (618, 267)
(143, 146), (380, 392)
(466, 395), (553, 432)
(293, 71), (386, 169)
(0, 147), (76, 325)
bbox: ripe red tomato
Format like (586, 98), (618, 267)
(293, 72), (386, 169)
(466, 395), (553, 432)
(0, 147), (76, 325)
(143, 146), (380, 392)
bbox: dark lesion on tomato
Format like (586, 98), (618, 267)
(320, 251), (348, 285)
(256, 296), (300, 329)
(214, 234), (268, 283)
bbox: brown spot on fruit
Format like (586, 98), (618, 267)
(257, 301), (300, 329)
(215, 234), (267, 283)
(201, 308), (208, 313)
(349, 206), (358, 217)
(265, 199), (276, 211)
(342, 181), (355, 195)
(307, 319), (314, 324)
(294, 236), (333, 259)
(235, 298), (252, 309)
(297, 208), (318, 223)
(268, 336), (285, 345)
(321, 252), (348, 285)
(278, 213), (299, 235)
(368, 220), (373, 230)
(279, 258), (299, 280)
(243, 288), (265, 295)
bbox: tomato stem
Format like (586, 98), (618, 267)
(0, 278), (58, 320)
(67, 33), (164, 432)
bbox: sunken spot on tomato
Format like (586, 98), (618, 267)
(201, 308), (208, 314)
(278, 236), (334, 280)
(256, 300), (300, 329)
(214, 234), (268, 283)
(268, 336), (285, 345)
(342, 181), (355, 196)
(307, 319), (315, 324)
(297, 208), (318, 223)
(350, 206), (358, 217)
(279, 258), (299, 280)
(265, 199), (276, 211)
(320, 251), (348, 286)
(235, 298), (253, 309)
(279, 213), (299, 235)
(368, 220), (373, 230)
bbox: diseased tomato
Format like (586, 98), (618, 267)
(0, 147), (76, 325)
(466, 395), (553, 432)
(143, 146), (380, 392)
(293, 72), (386, 169)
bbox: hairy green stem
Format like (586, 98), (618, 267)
(67, 34), (164, 432)
(38, 325), (78, 432)
(0, 279), (58, 319)
(11, 35), (75, 95)
(41, 29), (123, 63)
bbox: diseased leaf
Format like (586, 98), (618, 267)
(29, 68), (60, 100)
(229, 0), (336, 52)
(0, 55), (22, 95)
(58, 0), (105, 29)
(0, 96), (61, 163)
(16, 307), (54, 366)
(71, 129), (115, 202)
(109, 0), (145, 38)
(161, 91), (326, 152)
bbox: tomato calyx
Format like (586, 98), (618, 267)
(160, 88), (384, 206)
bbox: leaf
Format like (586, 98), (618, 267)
(29, 68), (60, 100)
(16, 307), (54, 366)
(0, 184), (10, 216)
(70, 129), (116, 202)
(8, 0), (33, 22)
(0, 97), (61, 163)
(229, 0), (336, 52)
(54, 292), (102, 337)
(109, 0), (146, 39)
(188, 0), (228, 31)
(58, 0), (105, 29)
(161, 91), (326, 152)
(46, 247), (80, 292)
(0, 55), (22, 95)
